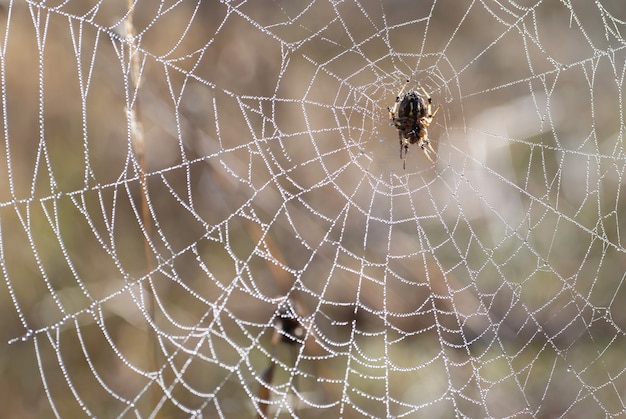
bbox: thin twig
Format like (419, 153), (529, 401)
(125, 2), (161, 416)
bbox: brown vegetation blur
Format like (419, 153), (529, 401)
(1, 0), (625, 417)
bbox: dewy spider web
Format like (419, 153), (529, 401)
(1, 0), (625, 417)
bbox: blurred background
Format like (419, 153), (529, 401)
(1, 0), (625, 417)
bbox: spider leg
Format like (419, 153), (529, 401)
(426, 141), (437, 157)
(403, 145), (408, 170)
(418, 82), (432, 104)
(421, 142), (437, 164)
(429, 105), (441, 119)
(417, 130), (438, 164)
(397, 79), (410, 101)
(398, 133), (411, 170)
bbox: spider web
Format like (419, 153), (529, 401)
(2, 0), (626, 417)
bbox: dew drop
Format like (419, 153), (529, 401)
(21, 329), (33, 342)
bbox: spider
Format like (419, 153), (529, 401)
(388, 80), (440, 169)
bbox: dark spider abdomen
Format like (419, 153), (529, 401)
(396, 92), (427, 143)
